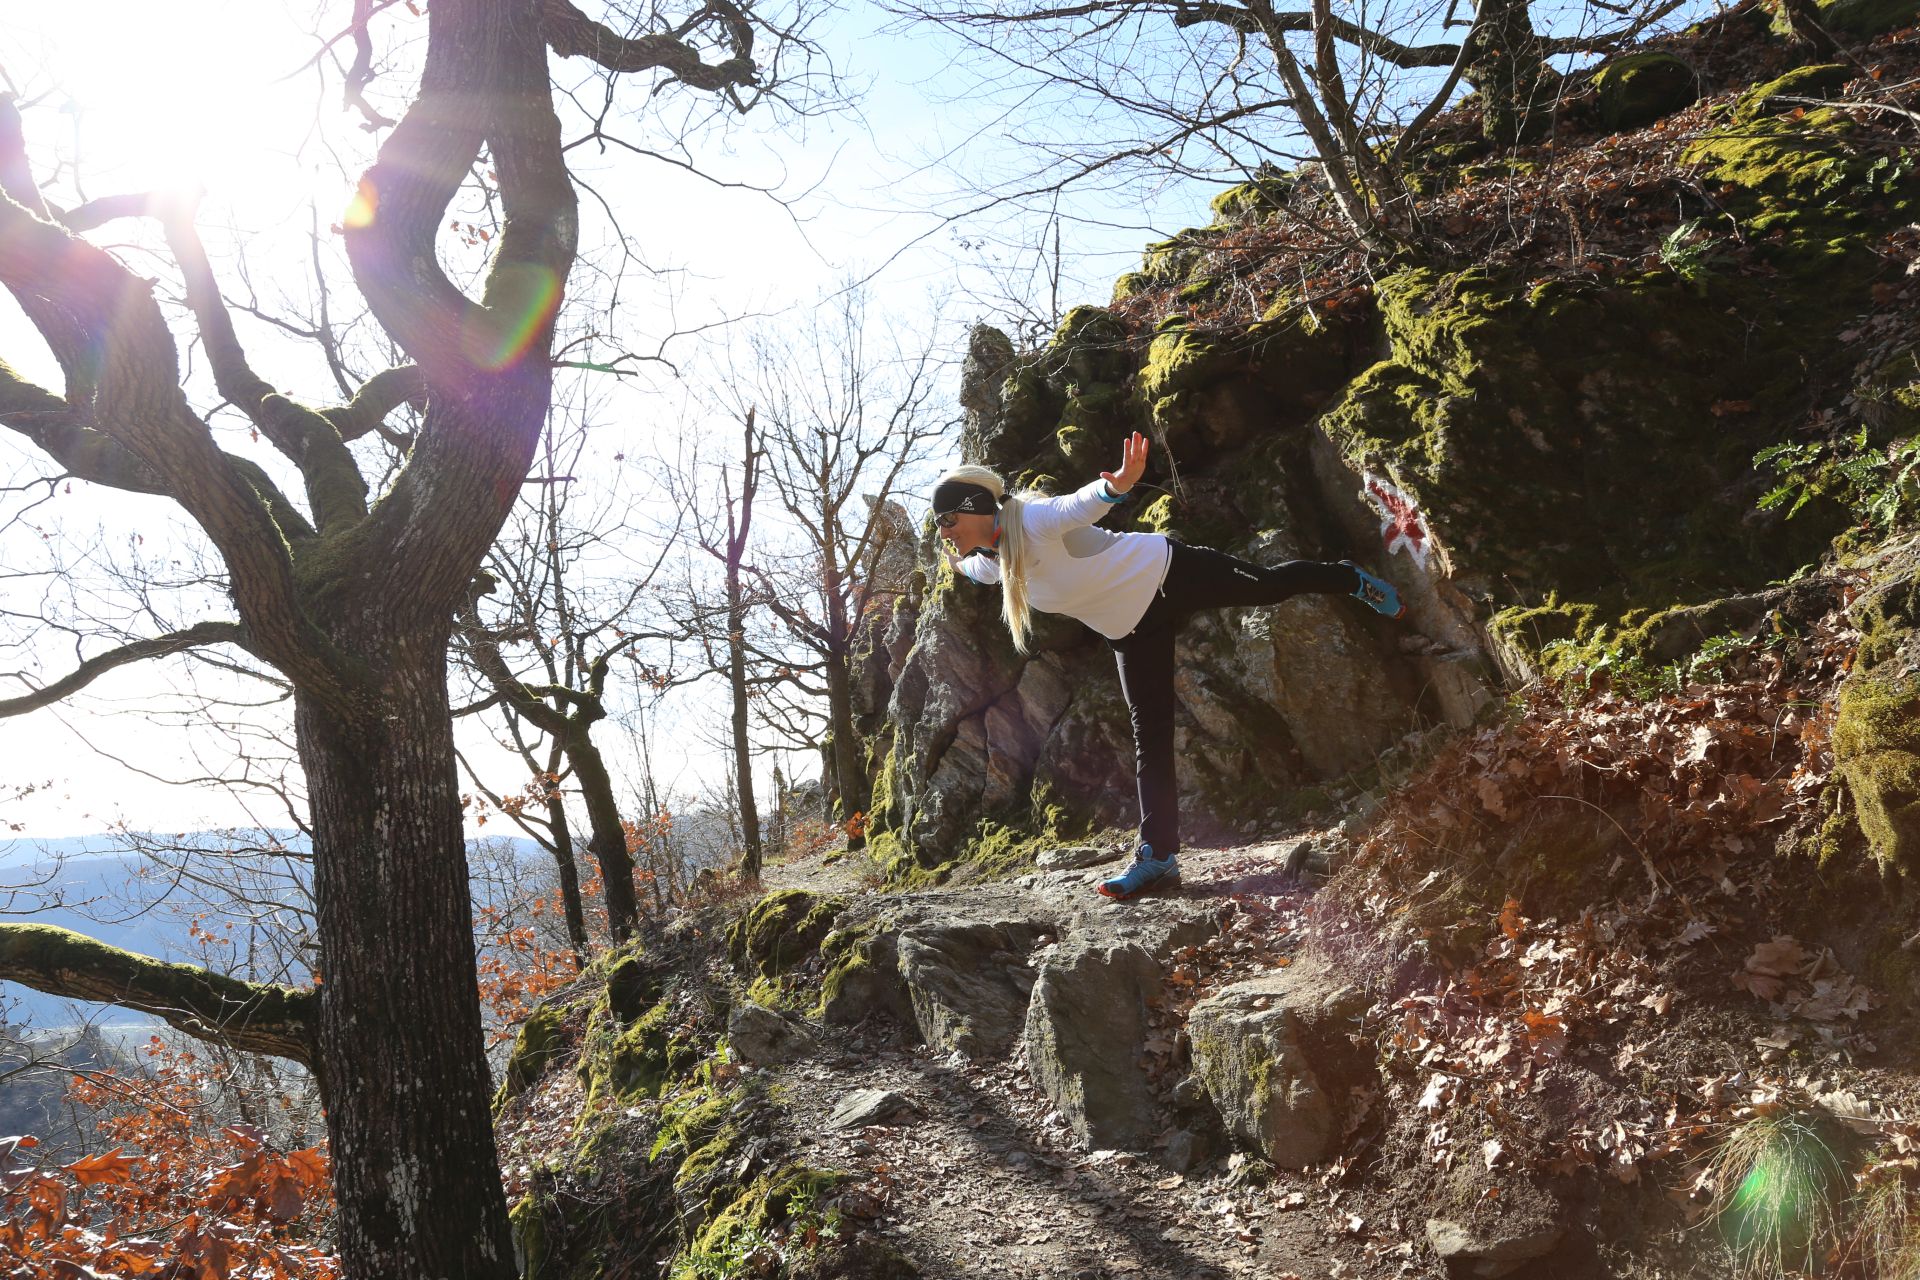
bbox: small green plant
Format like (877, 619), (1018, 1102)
(668, 1224), (780, 1280)
(1756, 427), (1920, 534)
(1711, 1108), (1856, 1277)
(1660, 218), (1730, 282)
(1853, 148), (1915, 199)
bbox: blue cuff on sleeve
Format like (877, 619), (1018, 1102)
(1097, 482), (1125, 503)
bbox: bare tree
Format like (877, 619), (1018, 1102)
(0, 2), (824, 1275)
(891, 0), (1690, 248)
(729, 287), (951, 832)
(454, 401), (681, 949)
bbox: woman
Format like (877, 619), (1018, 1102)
(934, 430), (1404, 900)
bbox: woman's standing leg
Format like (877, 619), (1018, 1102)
(1101, 612), (1185, 898)
(1111, 618), (1180, 855)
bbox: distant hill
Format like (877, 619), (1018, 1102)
(0, 829), (546, 1031)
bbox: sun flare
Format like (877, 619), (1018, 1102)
(4, 2), (368, 223)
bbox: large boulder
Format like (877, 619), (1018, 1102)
(1589, 51), (1697, 133)
(1187, 958), (1371, 1169)
(1022, 905), (1218, 1150)
(1822, 551), (1920, 872)
(896, 918), (1051, 1058)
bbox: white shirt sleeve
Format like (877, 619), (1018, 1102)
(958, 552), (1002, 585)
(1020, 478), (1124, 541)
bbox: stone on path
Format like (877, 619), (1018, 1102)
(829, 1087), (919, 1130)
(1187, 957), (1370, 1169)
(728, 1002), (819, 1066)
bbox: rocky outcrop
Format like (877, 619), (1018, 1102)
(815, 877), (1223, 1151)
(866, 306), (1450, 879)
(1187, 959), (1371, 1169)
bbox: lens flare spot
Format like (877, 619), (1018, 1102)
(343, 179), (379, 230)
(465, 262), (562, 371)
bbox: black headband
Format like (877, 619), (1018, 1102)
(932, 479), (999, 517)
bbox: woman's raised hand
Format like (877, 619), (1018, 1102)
(1102, 430), (1149, 496)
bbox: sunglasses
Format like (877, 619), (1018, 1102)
(936, 511), (962, 529)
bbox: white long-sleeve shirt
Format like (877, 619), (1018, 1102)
(957, 479), (1173, 640)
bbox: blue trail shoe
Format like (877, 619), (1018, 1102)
(1342, 560), (1406, 619)
(1098, 845), (1181, 900)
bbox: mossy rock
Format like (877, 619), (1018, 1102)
(1209, 175), (1293, 224)
(1055, 422), (1103, 471)
(1140, 231), (1215, 284)
(1679, 107), (1918, 263)
(1590, 51), (1698, 132)
(1823, 577), (1920, 872)
(605, 952), (663, 1023)
(1830, 668), (1920, 872)
(494, 1004), (569, 1111)
(726, 889), (847, 979)
(1321, 265), (1850, 661)
(1044, 305), (1132, 389)
(1735, 63), (1853, 121)
(1774, 0), (1920, 36)
(1178, 276), (1218, 304)
(1111, 271), (1151, 304)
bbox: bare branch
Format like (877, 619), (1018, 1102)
(0, 620), (249, 718)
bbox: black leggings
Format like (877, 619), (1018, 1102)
(1107, 542), (1358, 856)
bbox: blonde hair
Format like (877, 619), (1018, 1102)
(938, 464), (1037, 653)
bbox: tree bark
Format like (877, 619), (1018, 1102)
(566, 720), (640, 939)
(298, 646), (515, 1280)
(727, 410), (764, 879)
(1464, 0), (1553, 144)
(822, 570), (869, 843)
(543, 744), (591, 962)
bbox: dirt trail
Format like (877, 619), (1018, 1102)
(755, 838), (1376, 1280)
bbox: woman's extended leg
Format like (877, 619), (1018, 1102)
(1157, 542), (1359, 613)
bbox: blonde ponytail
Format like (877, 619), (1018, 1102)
(936, 464), (1036, 653)
(999, 494), (1033, 654)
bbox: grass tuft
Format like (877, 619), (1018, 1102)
(1711, 1108), (1856, 1277)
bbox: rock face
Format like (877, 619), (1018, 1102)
(896, 918), (1050, 1058)
(1187, 959), (1370, 1169)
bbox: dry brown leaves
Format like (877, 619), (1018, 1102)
(1327, 602), (1863, 1184)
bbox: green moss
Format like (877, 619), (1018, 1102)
(1322, 263), (1860, 664)
(493, 1004), (568, 1112)
(1736, 64), (1853, 121)
(816, 925), (885, 1020)
(1830, 669), (1920, 873)
(510, 1195), (551, 1277)
(1590, 51), (1698, 132)
(726, 890), (846, 979)
(1679, 111), (1916, 265)
(1177, 277), (1218, 304)
(1111, 271), (1151, 304)
(1209, 176), (1293, 223)
(604, 952), (661, 1023)
(1778, 0), (1920, 36)
(671, 1165), (848, 1280)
